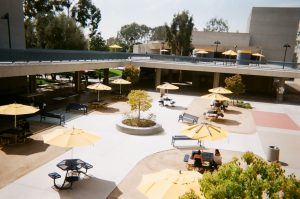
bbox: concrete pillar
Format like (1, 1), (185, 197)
(213, 73), (220, 88)
(155, 68), (161, 87)
(28, 75), (36, 93)
(276, 78), (285, 102)
(192, 72), (200, 88)
(74, 71), (81, 92)
(103, 68), (109, 85)
(168, 70), (172, 82)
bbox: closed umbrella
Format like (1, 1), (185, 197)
(111, 78), (131, 95)
(182, 123), (228, 141)
(201, 93), (230, 101)
(138, 169), (202, 199)
(87, 82), (111, 101)
(0, 103), (39, 128)
(208, 87), (232, 94)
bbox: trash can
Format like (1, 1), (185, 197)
(266, 146), (280, 162)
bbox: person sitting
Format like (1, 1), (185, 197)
(210, 149), (222, 169)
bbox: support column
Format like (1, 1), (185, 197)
(276, 78), (285, 102)
(74, 71), (81, 92)
(213, 72), (220, 88)
(103, 68), (109, 85)
(155, 68), (161, 87)
(192, 72), (200, 88)
(28, 75), (36, 93)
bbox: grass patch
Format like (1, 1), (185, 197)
(109, 69), (122, 77)
(36, 79), (56, 85)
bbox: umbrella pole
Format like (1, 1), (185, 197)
(119, 84), (122, 95)
(97, 91), (100, 102)
(14, 115), (17, 128)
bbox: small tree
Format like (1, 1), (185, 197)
(127, 90), (152, 122)
(224, 74), (245, 103)
(204, 17), (229, 32)
(122, 64), (140, 84)
(199, 152), (300, 199)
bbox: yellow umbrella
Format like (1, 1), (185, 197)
(201, 93), (230, 101)
(156, 83), (179, 95)
(109, 44), (122, 52)
(182, 123), (228, 141)
(111, 78), (131, 95)
(42, 127), (101, 148)
(0, 103), (39, 128)
(87, 82), (111, 101)
(138, 169), (202, 199)
(208, 87), (232, 94)
(195, 50), (208, 54)
(222, 50), (237, 56)
(252, 53), (264, 57)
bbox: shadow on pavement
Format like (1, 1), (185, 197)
(213, 119), (241, 126)
(1, 139), (49, 155)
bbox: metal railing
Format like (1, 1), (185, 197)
(0, 48), (299, 70)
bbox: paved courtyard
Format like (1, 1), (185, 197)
(0, 91), (299, 199)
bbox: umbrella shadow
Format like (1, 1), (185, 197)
(95, 106), (120, 113)
(1, 139), (49, 155)
(213, 119), (241, 126)
(59, 176), (121, 199)
(165, 106), (187, 111)
(224, 109), (242, 114)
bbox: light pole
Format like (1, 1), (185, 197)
(282, 43), (291, 69)
(214, 40), (221, 58)
(234, 45), (237, 52)
(1, 13), (11, 48)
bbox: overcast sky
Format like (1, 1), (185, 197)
(93, 0), (300, 39)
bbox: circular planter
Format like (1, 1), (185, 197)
(116, 120), (163, 135)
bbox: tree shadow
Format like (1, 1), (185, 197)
(1, 139), (49, 155)
(58, 177), (121, 199)
(95, 106), (120, 113)
(213, 119), (241, 126)
(224, 109), (242, 114)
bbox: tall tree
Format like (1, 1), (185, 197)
(89, 33), (108, 51)
(165, 10), (194, 55)
(204, 17), (229, 32)
(118, 23), (151, 45)
(150, 26), (167, 41)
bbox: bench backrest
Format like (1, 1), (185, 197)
(183, 113), (198, 119)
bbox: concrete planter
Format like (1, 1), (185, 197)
(116, 120), (163, 135)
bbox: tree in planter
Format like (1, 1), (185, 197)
(199, 152), (300, 199)
(122, 64), (140, 84)
(127, 90), (152, 124)
(224, 74), (245, 104)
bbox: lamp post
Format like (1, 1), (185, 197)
(1, 13), (11, 49)
(282, 43), (291, 69)
(214, 40), (221, 58)
(234, 45), (237, 52)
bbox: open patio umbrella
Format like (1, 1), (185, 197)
(252, 53), (264, 57)
(222, 50), (237, 56)
(182, 123), (228, 141)
(87, 82), (111, 101)
(195, 50), (208, 54)
(111, 78), (131, 95)
(42, 127), (101, 157)
(208, 87), (232, 94)
(156, 83), (179, 95)
(0, 103), (39, 128)
(109, 44), (122, 52)
(138, 169), (202, 199)
(201, 93), (230, 101)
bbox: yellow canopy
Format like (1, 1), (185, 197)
(222, 50), (237, 56)
(42, 127), (101, 148)
(195, 50), (208, 54)
(0, 103), (39, 128)
(208, 87), (232, 94)
(252, 53), (264, 57)
(182, 123), (228, 141)
(138, 169), (203, 199)
(201, 93), (230, 101)
(111, 78), (131, 95)
(109, 44), (122, 49)
(87, 83), (111, 101)
(156, 83), (179, 90)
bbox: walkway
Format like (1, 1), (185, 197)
(0, 92), (299, 198)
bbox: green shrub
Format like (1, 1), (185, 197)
(235, 100), (252, 109)
(179, 190), (200, 199)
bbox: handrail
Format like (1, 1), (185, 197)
(0, 48), (299, 70)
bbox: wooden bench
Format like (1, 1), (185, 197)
(41, 112), (65, 125)
(178, 113), (199, 124)
(171, 135), (201, 146)
(66, 103), (88, 114)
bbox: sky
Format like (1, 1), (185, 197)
(93, 0), (300, 39)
